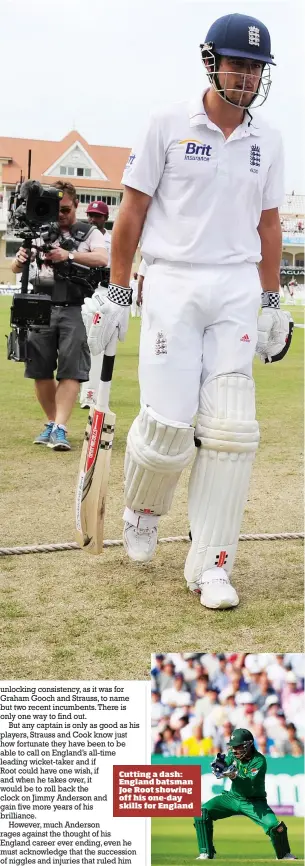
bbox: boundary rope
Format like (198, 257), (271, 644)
(0, 532), (303, 556)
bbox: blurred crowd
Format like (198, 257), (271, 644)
(151, 653), (304, 759)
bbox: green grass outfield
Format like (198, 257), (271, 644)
(0, 299), (303, 677)
(151, 816), (304, 865)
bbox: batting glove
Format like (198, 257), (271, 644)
(88, 283), (132, 356)
(256, 292), (294, 363)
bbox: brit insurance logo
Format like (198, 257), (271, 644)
(250, 143), (261, 173)
(179, 139), (213, 162)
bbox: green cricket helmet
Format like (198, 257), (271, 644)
(229, 728), (254, 759)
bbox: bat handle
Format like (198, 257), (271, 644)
(104, 327), (118, 361)
(101, 328), (118, 385)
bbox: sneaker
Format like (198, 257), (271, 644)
(196, 855), (212, 861)
(33, 421), (54, 445)
(47, 425), (71, 451)
(276, 856), (297, 860)
(189, 567), (239, 610)
(123, 522), (158, 562)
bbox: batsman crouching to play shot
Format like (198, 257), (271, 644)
(87, 12), (293, 607)
(194, 728), (297, 860)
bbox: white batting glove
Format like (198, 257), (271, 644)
(81, 288), (111, 335)
(88, 283), (131, 356)
(81, 296), (96, 334)
(256, 293), (294, 363)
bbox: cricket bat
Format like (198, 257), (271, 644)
(75, 328), (117, 554)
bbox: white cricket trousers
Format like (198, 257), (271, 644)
(139, 260), (261, 422)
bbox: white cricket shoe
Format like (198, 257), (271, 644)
(276, 855), (297, 860)
(123, 522), (158, 563)
(196, 855), (211, 860)
(189, 567), (239, 609)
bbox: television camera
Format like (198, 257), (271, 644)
(7, 180), (110, 362)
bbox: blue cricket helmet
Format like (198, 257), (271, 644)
(203, 13), (275, 65)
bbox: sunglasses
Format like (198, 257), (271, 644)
(60, 206), (72, 214)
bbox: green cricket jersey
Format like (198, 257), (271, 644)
(225, 748), (267, 800)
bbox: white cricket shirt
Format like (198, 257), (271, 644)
(122, 89), (284, 265)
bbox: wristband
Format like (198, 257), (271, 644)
(108, 283), (132, 306)
(261, 291), (280, 309)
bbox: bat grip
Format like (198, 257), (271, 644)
(101, 328), (118, 383)
(105, 328), (118, 359)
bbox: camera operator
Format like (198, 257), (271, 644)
(12, 181), (108, 451)
(79, 201), (112, 409)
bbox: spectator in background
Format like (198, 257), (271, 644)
(151, 690), (164, 727)
(246, 664), (264, 702)
(253, 722), (277, 755)
(255, 671), (276, 710)
(214, 720), (233, 753)
(218, 688), (240, 728)
(169, 711), (191, 736)
(263, 701), (290, 754)
(211, 654), (230, 692)
(182, 655), (200, 688)
(266, 654), (288, 692)
(199, 654), (220, 680)
(230, 670), (248, 693)
(151, 654), (165, 679)
(283, 723), (304, 757)
(161, 673), (191, 709)
(235, 699), (263, 733)
(202, 687), (229, 740)
(192, 675), (213, 720)
(154, 726), (177, 756)
(180, 721), (214, 757)
(281, 671), (304, 725)
(284, 653), (305, 682)
(255, 732), (278, 756)
(155, 659), (175, 693)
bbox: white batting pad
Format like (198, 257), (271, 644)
(185, 374), (260, 584)
(124, 406), (195, 515)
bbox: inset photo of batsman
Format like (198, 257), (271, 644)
(0, 0), (304, 679)
(151, 652), (305, 864)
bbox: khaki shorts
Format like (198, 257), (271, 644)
(24, 305), (90, 381)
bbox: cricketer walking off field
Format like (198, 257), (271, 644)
(194, 728), (297, 860)
(87, 12), (293, 608)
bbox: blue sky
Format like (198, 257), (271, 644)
(1, 0), (304, 192)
